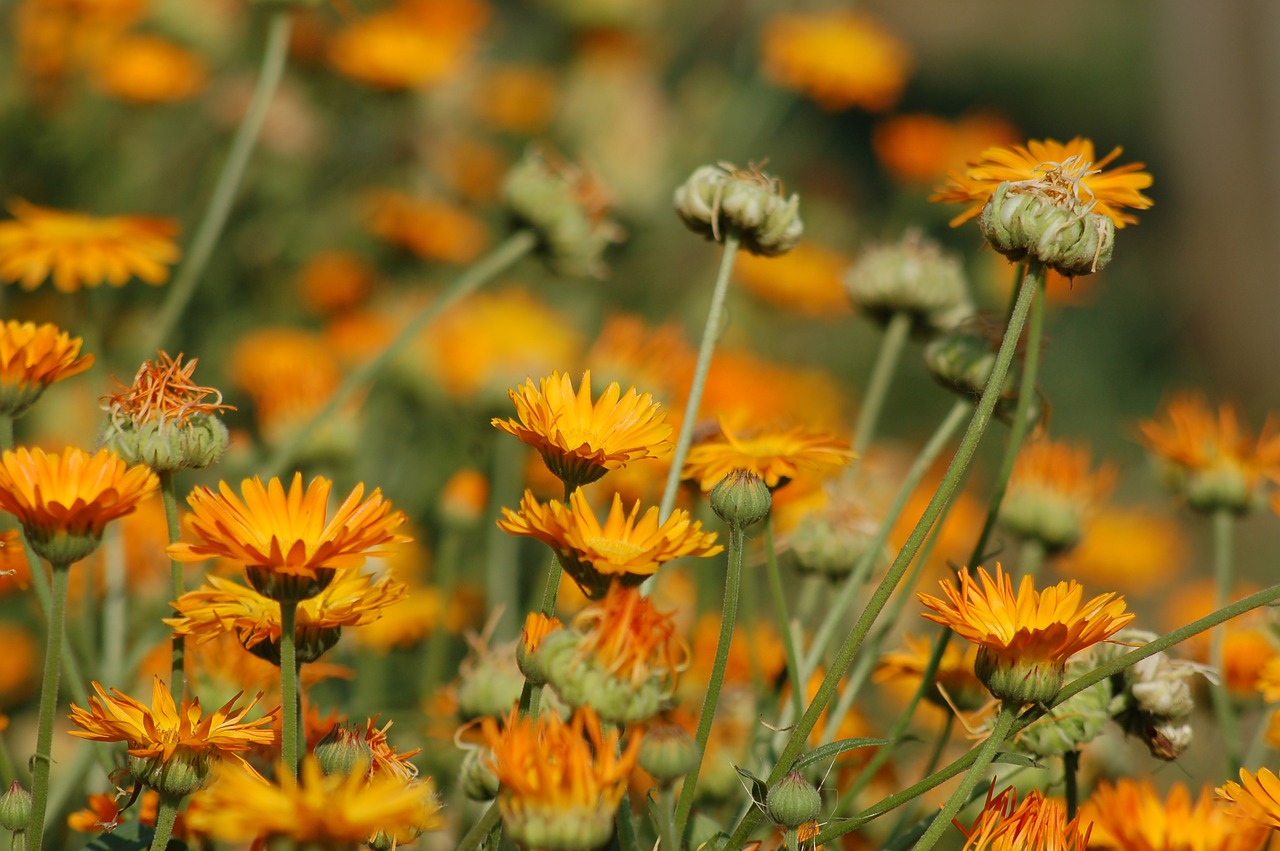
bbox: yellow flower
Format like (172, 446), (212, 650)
(998, 435), (1115, 553)
(917, 564), (1133, 704)
(761, 11), (910, 112)
(0, 320), (94, 417)
(228, 326), (344, 446)
(91, 34), (206, 104)
(931, 137), (1153, 228)
(0, 198), (180, 292)
(1217, 768), (1280, 831)
(958, 786), (1090, 851)
(873, 112), (1020, 186)
(188, 756), (442, 846)
(681, 418), (853, 492)
(482, 707), (640, 851)
(498, 488), (722, 598)
(733, 243), (854, 318)
(68, 677), (277, 795)
(493, 371), (673, 489)
(0, 447), (158, 565)
(874, 633), (986, 713)
(167, 473), (410, 603)
(1055, 507), (1187, 595)
(1084, 777), (1268, 851)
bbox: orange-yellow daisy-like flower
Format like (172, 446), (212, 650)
(498, 488), (722, 598)
(492, 371), (673, 489)
(681, 418), (853, 492)
(874, 633), (987, 714)
(167, 473), (410, 603)
(918, 564), (1134, 704)
(1084, 777), (1268, 851)
(364, 189), (490, 264)
(760, 11), (910, 112)
(1217, 768), (1280, 831)
(188, 756), (442, 846)
(998, 436), (1115, 554)
(0, 320), (94, 417)
(931, 137), (1153, 229)
(1139, 392), (1280, 515)
(957, 786), (1091, 851)
(482, 707), (641, 851)
(327, 0), (488, 91)
(0, 198), (180, 292)
(0, 446), (158, 565)
(1054, 507), (1187, 596)
(68, 676), (277, 795)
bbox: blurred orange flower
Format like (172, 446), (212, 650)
(733, 243), (854, 317)
(364, 190), (490, 264)
(298, 251), (375, 316)
(873, 112), (1019, 185)
(91, 35), (206, 103)
(1085, 777), (1268, 851)
(328, 0), (488, 91)
(761, 11), (910, 112)
(682, 418), (852, 492)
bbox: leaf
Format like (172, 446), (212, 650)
(794, 737), (890, 771)
(83, 823), (189, 851)
(733, 765), (770, 804)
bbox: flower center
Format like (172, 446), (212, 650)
(584, 537), (646, 564)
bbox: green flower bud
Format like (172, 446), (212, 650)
(25, 528), (102, 568)
(0, 781), (31, 832)
(99, 412), (229, 473)
(129, 750), (210, 799)
(460, 747), (501, 801)
(710, 469), (771, 528)
(843, 230), (973, 338)
(314, 723), (373, 776)
(457, 641), (525, 721)
(1010, 658), (1111, 758)
(923, 326), (1027, 423)
(975, 648), (1064, 706)
(540, 630), (669, 725)
(998, 490), (1085, 554)
(765, 771), (821, 829)
(674, 162), (803, 257)
(789, 499), (882, 580)
(637, 724), (698, 786)
(978, 181), (1115, 277)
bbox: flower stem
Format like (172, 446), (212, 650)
(909, 701), (1018, 851)
(279, 600), (300, 775)
(142, 10), (293, 357)
(658, 234), (741, 522)
(1063, 749), (1080, 822)
(456, 801), (502, 851)
(1018, 536), (1046, 580)
(674, 520), (746, 838)
(263, 229), (538, 479)
(148, 794), (181, 851)
(26, 564), (70, 851)
(486, 434), (525, 642)
(658, 786), (679, 851)
(763, 517), (804, 719)
(159, 471), (187, 702)
(848, 310), (913, 474)
(1209, 507), (1242, 774)
(725, 257), (1041, 851)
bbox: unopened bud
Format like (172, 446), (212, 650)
(978, 180), (1115, 277)
(314, 723), (372, 776)
(844, 230), (972, 337)
(637, 724), (698, 786)
(710, 469), (772, 528)
(765, 771), (821, 829)
(0, 781), (31, 832)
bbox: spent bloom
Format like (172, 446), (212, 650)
(1084, 778), (1268, 851)
(0, 320), (94, 417)
(1216, 768), (1280, 832)
(673, 161), (803, 257)
(0, 198), (180, 292)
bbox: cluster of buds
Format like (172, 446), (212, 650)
(674, 161), (803, 257)
(843, 230), (973, 337)
(1009, 653), (1113, 758)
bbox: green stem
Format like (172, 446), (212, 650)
(658, 234), (741, 521)
(909, 702), (1018, 851)
(658, 786), (679, 851)
(142, 11), (294, 357)
(726, 258), (1041, 851)
(101, 525), (127, 684)
(1063, 750), (1080, 822)
(160, 471), (186, 701)
(784, 827), (799, 851)
(9, 831), (22, 851)
(849, 310), (913, 473)
(615, 796), (640, 851)
(485, 433), (525, 643)
(148, 794), (181, 851)
(674, 521), (746, 838)
(1018, 536), (1046, 580)
(885, 713), (955, 837)
(763, 518), (804, 720)
(422, 522), (465, 691)
(455, 802), (502, 851)
(279, 600), (299, 775)
(1209, 507), (1242, 773)
(26, 564), (70, 851)
(263, 230), (538, 479)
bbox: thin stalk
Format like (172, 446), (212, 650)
(485, 435), (525, 642)
(148, 795), (181, 851)
(1209, 507), (1242, 773)
(1063, 750), (1080, 822)
(279, 601), (299, 775)
(101, 525), (126, 683)
(455, 801), (502, 851)
(658, 786), (679, 851)
(516, 483), (573, 718)
(763, 518), (804, 719)
(143, 11), (294, 356)
(909, 702), (1018, 851)
(848, 310), (913, 475)
(726, 259), (1041, 851)
(674, 521), (746, 838)
(159, 471), (186, 701)
(1018, 536), (1046, 580)
(421, 522), (465, 691)
(263, 230), (538, 478)
(885, 713), (955, 838)
(26, 565), (70, 850)
(658, 234), (741, 522)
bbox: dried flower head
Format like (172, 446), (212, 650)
(673, 161), (803, 257)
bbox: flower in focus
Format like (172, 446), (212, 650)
(931, 137), (1153, 229)
(68, 677), (277, 796)
(168, 473), (410, 603)
(90, 34), (207, 103)
(957, 786), (1090, 851)
(761, 11), (910, 112)
(873, 112), (1020, 185)
(998, 435), (1115, 555)
(918, 564), (1134, 704)
(733, 242), (854, 318)
(682, 417), (853, 492)
(498, 488), (722, 598)
(482, 707), (641, 851)
(0, 320), (94, 417)
(1139, 392), (1280, 514)
(1217, 768), (1280, 831)
(0, 447), (158, 565)
(328, 0), (489, 91)
(364, 189), (490, 264)
(493, 371), (672, 489)
(1084, 777), (1268, 851)
(0, 198), (180, 292)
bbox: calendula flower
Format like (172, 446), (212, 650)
(482, 707), (641, 851)
(1054, 507), (1187, 595)
(998, 436), (1115, 554)
(90, 34), (207, 103)
(932, 137), (1153, 229)
(761, 10), (910, 112)
(0, 447), (158, 565)
(873, 112), (1020, 186)
(1084, 778), (1267, 851)
(918, 564), (1134, 704)
(874, 633), (987, 713)
(1217, 768), (1280, 831)
(493, 371), (672, 489)
(517, 612), (563, 685)
(1139, 392), (1280, 514)
(228, 326), (345, 448)
(167, 473), (410, 603)
(68, 677), (278, 797)
(328, 0), (487, 91)
(0, 320), (94, 417)
(682, 418), (853, 492)
(957, 786), (1091, 851)
(498, 488), (722, 598)
(188, 756), (442, 847)
(297, 250), (374, 316)
(364, 189), (490, 264)
(0, 198), (180, 292)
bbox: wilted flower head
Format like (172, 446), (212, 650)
(674, 161), (803, 257)
(843, 230), (973, 337)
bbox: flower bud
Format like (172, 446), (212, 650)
(540, 629), (669, 725)
(0, 781), (31, 832)
(978, 180), (1115, 277)
(1010, 657), (1111, 757)
(710, 469), (772, 528)
(843, 230), (973, 337)
(975, 647), (1064, 705)
(789, 500), (882, 580)
(460, 747), (501, 801)
(457, 641), (525, 721)
(99, 412), (229, 473)
(129, 750), (210, 799)
(637, 724), (698, 787)
(923, 327), (1019, 403)
(314, 722), (373, 776)
(674, 162), (803, 257)
(516, 613), (563, 686)
(765, 771), (821, 829)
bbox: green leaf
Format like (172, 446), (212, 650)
(83, 822), (189, 851)
(794, 737), (890, 771)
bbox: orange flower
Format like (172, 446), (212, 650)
(873, 112), (1020, 185)
(473, 65), (558, 134)
(328, 0), (488, 91)
(932, 137), (1153, 229)
(998, 436), (1115, 554)
(0, 198), (180, 292)
(1085, 777), (1268, 851)
(1055, 507), (1187, 595)
(586, 315), (695, 407)
(68, 788), (198, 839)
(733, 243), (854, 318)
(364, 190), (490, 264)
(1217, 768), (1280, 831)
(957, 786), (1090, 851)
(168, 473), (410, 603)
(493, 371), (672, 489)
(0, 320), (94, 417)
(0, 529), (32, 595)
(682, 418), (853, 492)
(498, 488), (722, 598)
(91, 34), (206, 103)
(297, 250), (375, 316)
(228, 326), (344, 445)
(103, 351), (231, 426)
(875, 633), (987, 714)
(761, 11), (910, 112)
